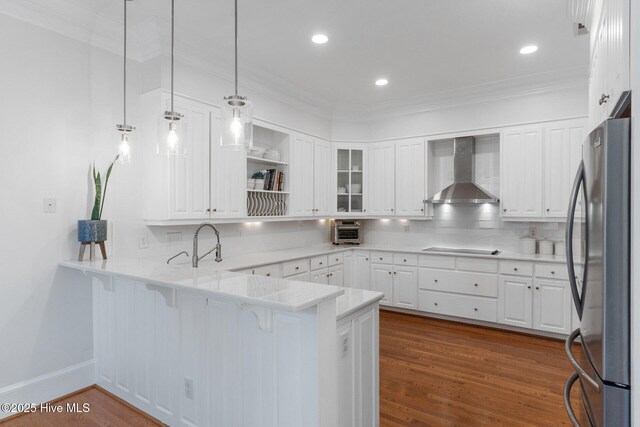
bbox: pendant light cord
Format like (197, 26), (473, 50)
(234, 0), (238, 96)
(171, 0), (175, 114)
(123, 0), (127, 127)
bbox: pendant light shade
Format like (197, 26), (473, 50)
(220, 0), (253, 150)
(158, 0), (186, 157)
(116, 0), (135, 164)
(221, 95), (253, 150)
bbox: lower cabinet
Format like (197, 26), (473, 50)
(369, 264), (393, 305)
(337, 304), (379, 427)
(392, 266), (418, 309)
(498, 275), (572, 334)
(353, 251), (370, 290)
(418, 290), (498, 322)
(497, 275), (533, 328)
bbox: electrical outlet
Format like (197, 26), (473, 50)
(167, 232), (182, 245)
(340, 331), (349, 358)
(184, 378), (194, 400)
(138, 236), (149, 249)
(528, 228), (537, 238)
(43, 197), (56, 213)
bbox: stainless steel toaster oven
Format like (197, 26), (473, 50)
(331, 220), (361, 245)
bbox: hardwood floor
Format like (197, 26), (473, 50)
(0, 386), (164, 427)
(379, 310), (587, 426)
(2, 311), (586, 426)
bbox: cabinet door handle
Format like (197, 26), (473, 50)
(393, 271), (397, 275)
(336, 258), (339, 261)
(551, 271), (555, 275)
(403, 259), (407, 262)
(474, 283), (478, 287)
(319, 261), (323, 265)
(212, 208), (217, 212)
(528, 285), (532, 289)
(421, 208), (424, 212)
(365, 258), (368, 261)
(295, 266), (299, 270)
(546, 208), (550, 212)
(503, 208), (507, 212)
(474, 308), (478, 312)
(514, 268), (518, 272)
(434, 302), (438, 306)
(535, 286), (540, 290)
(434, 279), (438, 283)
(266, 273), (271, 277)
(380, 257), (383, 260)
(388, 271), (392, 275)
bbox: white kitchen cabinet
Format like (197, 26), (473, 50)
(368, 142), (395, 216)
(498, 276), (533, 328)
(335, 144), (368, 215)
(343, 251), (354, 287)
(314, 139), (333, 216)
(392, 266), (418, 309)
(286, 271), (311, 282)
(310, 269), (329, 284)
(329, 265), (344, 287)
(290, 135), (315, 216)
(370, 264), (393, 306)
(588, 0), (629, 130)
(210, 114), (247, 217)
(143, 91), (212, 221)
(353, 252), (370, 290)
(500, 127), (544, 218)
(337, 303), (379, 427)
(544, 120), (585, 218)
(532, 279), (572, 334)
(395, 139), (426, 217)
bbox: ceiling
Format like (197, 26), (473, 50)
(12, 0), (591, 114)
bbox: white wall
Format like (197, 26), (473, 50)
(0, 13), (100, 399)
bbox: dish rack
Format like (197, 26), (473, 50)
(247, 191), (287, 216)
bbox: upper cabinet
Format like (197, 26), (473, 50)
(143, 91), (213, 221)
(543, 120), (585, 218)
(368, 142), (394, 216)
(289, 135), (315, 216)
(501, 127), (544, 218)
(314, 139), (333, 216)
(395, 139), (427, 217)
(334, 143), (368, 215)
(501, 119), (586, 221)
(588, 0), (630, 130)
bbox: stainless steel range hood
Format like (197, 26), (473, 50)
(426, 137), (499, 204)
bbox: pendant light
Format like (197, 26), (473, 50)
(220, 0), (253, 150)
(116, 0), (135, 164)
(158, 0), (186, 157)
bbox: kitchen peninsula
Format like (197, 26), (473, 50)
(61, 257), (383, 427)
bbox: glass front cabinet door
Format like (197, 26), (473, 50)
(334, 143), (368, 215)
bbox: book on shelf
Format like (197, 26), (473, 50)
(259, 168), (285, 192)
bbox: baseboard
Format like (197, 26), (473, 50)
(0, 360), (95, 420)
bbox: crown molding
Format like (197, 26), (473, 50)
(331, 66), (589, 121)
(2, 1), (589, 124)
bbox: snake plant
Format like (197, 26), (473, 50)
(90, 155), (119, 220)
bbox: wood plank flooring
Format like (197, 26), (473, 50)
(379, 310), (587, 426)
(2, 311), (586, 426)
(0, 386), (164, 426)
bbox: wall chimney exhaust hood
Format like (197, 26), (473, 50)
(426, 137), (499, 204)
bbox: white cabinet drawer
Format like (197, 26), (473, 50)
(456, 257), (498, 273)
(534, 263), (569, 280)
(328, 253), (344, 266)
(393, 253), (418, 266)
(418, 290), (497, 323)
(234, 268), (254, 275)
(253, 264), (282, 278)
(499, 260), (533, 276)
(310, 255), (329, 271)
(286, 271), (311, 282)
(418, 269), (498, 298)
(370, 252), (393, 264)
(418, 255), (455, 269)
(282, 259), (310, 277)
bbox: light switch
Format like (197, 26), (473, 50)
(43, 197), (56, 213)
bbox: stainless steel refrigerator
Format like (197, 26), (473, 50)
(564, 117), (631, 426)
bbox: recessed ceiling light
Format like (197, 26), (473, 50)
(375, 78), (388, 86)
(311, 34), (328, 44)
(519, 45), (538, 55)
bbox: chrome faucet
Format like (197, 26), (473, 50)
(192, 223), (222, 268)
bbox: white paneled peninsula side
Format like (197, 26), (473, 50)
(60, 259), (383, 427)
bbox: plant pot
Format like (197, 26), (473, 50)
(78, 220), (108, 243)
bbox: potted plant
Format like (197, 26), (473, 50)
(78, 155), (119, 250)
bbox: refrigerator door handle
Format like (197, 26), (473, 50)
(566, 160), (585, 318)
(564, 372), (582, 427)
(566, 328), (600, 391)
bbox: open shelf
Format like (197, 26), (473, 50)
(247, 155), (288, 166)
